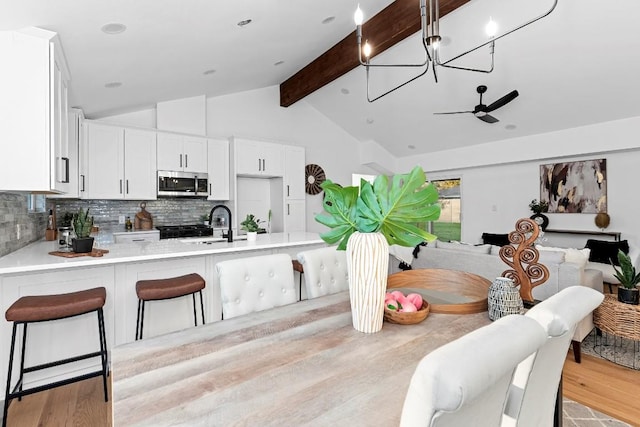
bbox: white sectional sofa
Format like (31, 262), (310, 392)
(388, 240), (604, 362)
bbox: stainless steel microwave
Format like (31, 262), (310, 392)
(157, 171), (208, 197)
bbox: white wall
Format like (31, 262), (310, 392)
(393, 117), (640, 251)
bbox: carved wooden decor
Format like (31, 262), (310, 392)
(499, 218), (550, 303)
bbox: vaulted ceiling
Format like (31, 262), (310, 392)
(3, 0), (640, 158)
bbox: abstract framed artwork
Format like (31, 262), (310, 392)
(539, 159), (607, 213)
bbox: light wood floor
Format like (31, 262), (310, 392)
(2, 353), (638, 426)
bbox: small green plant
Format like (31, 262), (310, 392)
(612, 249), (640, 289)
(72, 208), (94, 238)
(315, 166), (441, 250)
(529, 199), (549, 214)
(240, 214), (262, 232)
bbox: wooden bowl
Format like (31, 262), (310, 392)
(384, 300), (430, 325)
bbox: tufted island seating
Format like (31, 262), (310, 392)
(296, 246), (349, 299)
(388, 240), (604, 363)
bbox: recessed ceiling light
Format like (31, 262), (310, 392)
(104, 82), (122, 89)
(322, 16), (335, 24)
(237, 19), (252, 27)
(101, 23), (127, 35)
(203, 69), (216, 75)
(366, 118), (375, 124)
(274, 61), (284, 66)
(408, 144), (416, 149)
(340, 88), (350, 95)
(505, 124), (517, 130)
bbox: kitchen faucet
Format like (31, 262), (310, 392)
(209, 205), (233, 242)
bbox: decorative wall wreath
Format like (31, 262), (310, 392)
(305, 164), (326, 195)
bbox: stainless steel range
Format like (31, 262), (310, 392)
(156, 224), (213, 240)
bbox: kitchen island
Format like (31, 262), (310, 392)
(0, 232), (325, 395)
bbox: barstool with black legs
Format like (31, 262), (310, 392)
(3, 287), (109, 427)
(135, 273), (206, 340)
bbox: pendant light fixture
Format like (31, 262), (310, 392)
(354, 0), (558, 102)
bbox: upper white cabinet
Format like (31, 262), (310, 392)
(49, 108), (83, 199)
(234, 138), (284, 177)
(0, 27), (71, 192)
(157, 133), (207, 173)
(80, 122), (157, 200)
(284, 146), (305, 200)
(207, 138), (230, 200)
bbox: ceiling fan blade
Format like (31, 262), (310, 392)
(477, 114), (499, 123)
(485, 90), (519, 113)
(433, 111), (473, 115)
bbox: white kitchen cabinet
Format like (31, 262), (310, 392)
(113, 230), (160, 243)
(80, 122), (157, 200)
(157, 133), (207, 173)
(234, 138), (284, 177)
(0, 27), (71, 193)
(207, 138), (230, 200)
(49, 108), (83, 199)
(284, 146), (305, 200)
(284, 199), (306, 233)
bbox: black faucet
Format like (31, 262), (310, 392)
(209, 205), (233, 242)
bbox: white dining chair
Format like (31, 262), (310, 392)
(400, 315), (547, 427)
(296, 246), (349, 299)
(502, 286), (604, 427)
(215, 253), (297, 319)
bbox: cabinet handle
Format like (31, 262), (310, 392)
(119, 179), (123, 194)
(132, 239), (145, 242)
(287, 185), (290, 197)
(80, 175), (85, 192)
(185, 154), (188, 168)
(209, 183), (212, 196)
(258, 159), (261, 171)
(61, 157), (70, 183)
(287, 204), (290, 215)
(126, 180), (129, 194)
(263, 159), (266, 171)
(180, 154), (183, 168)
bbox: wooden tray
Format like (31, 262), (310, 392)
(49, 249), (109, 258)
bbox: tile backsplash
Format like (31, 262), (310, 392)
(0, 193), (48, 257)
(53, 198), (229, 231)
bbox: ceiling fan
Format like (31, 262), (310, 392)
(434, 85), (519, 123)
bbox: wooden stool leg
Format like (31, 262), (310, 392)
(572, 340), (582, 364)
(199, 290), (205, 325)
(97, 308), (109, 402)
(3, 323), (18, 427)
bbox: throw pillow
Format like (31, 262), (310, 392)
(481, 233), (510, 246)
(585, 239), (629, 266)
(564, 248), (590, 269)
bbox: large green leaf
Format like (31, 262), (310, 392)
(315, 166), (441, 250)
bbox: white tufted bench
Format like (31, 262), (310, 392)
(215, 254), (297, 319)
(297, 246), (349, 299)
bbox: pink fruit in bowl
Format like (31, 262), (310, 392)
(406, 293), (423, 309)
(386, 299), (399, 311)
(400, 301), (417, 312)
(391, 290), (404, 300)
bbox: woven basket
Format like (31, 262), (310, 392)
(384, 301), (430, 325)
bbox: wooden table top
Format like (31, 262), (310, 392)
(387, 268), (491, 314)
(112, 292), (490, 426)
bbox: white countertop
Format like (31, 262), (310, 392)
(0, 232), (324, 275)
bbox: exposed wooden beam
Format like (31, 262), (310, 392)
(279, 0), (471, 107)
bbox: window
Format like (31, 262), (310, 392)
(430, 179), (461, 242)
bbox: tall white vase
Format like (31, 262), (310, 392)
(346, 232), (390, 333)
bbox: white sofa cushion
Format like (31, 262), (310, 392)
(436, 240), (491, 254)
(586, 261), (619, 284)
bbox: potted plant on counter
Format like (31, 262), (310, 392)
(315, 166), (441, 333)
(72, 208), (95, 253)
(612, 249), (640, 305)
(240, 214), (262, 242)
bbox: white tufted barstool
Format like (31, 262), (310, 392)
(296, 246), (349, 299)
(215, 254), (297, 319)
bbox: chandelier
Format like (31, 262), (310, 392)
(354, 0), (558, 102)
